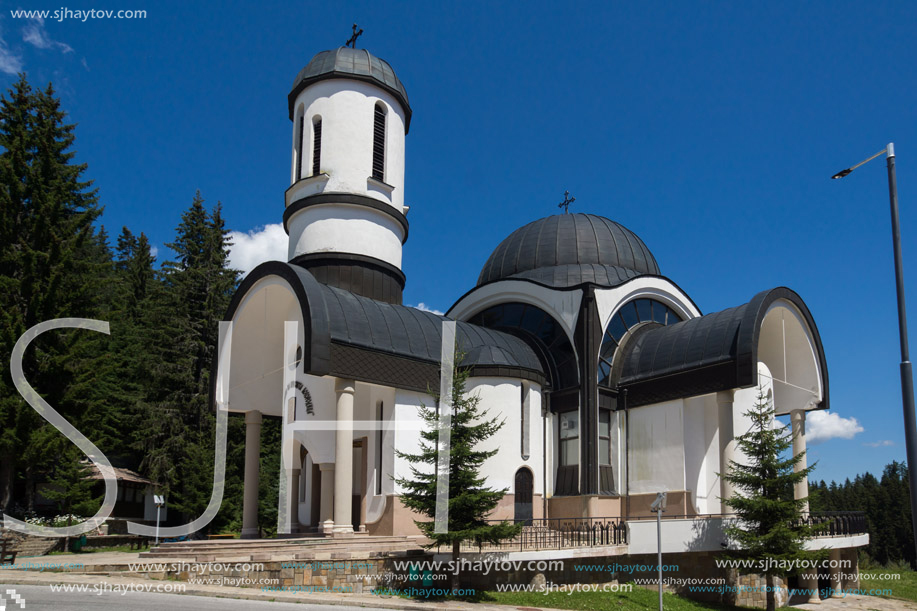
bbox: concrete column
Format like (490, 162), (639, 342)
(319, 463), (335, 533)
(791, 409), (810, 513)
(800, 571), (821, 604)
(289, 467), (301, 533)
(829, 549), (843, 597)
(717, 390), (736, 514)
(333, 379), (355, 534)
(241, 410), (262, 539)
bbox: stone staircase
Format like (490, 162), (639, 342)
(0, 529), (60, 558)
(140, 534), (426, 562)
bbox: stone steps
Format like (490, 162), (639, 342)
(139, 535), (425, 562)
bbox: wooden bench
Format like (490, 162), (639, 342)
(0, 538), (17, 566)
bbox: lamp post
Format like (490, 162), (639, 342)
(832, 143), (917, 553)
(650, 491), (667, 611)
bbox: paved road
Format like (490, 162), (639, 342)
(0, 584), (389, 611)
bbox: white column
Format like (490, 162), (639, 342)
(319, 463), (335, 533)
(289, 467), (301, 533)
(791, 409), (810, 513)
(241, 410), (262, 539)
(333, 378), (355, 534)
(717, 390), (736, 514)
(829, 549), (843, 597)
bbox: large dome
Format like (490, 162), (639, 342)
(477, 213), (660, 288)
(288, 47), (412, 131)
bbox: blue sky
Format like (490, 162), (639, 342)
(1, 0), (916, 485)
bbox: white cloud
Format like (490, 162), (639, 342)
(149, 245), (159, 259)
(228, 223), (287, 275)
(411, 302), (444, 316)
(806, 411), (864, 445)
(0, 24), (23, 74)
(81, 57), (89, 71)
(864, 440), (895, 448)
(22, 17), (73, 54)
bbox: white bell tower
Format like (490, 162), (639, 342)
(284, 46), (412, 304)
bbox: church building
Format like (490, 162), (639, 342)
(223, 44), (831, 544)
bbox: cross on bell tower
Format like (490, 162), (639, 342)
(346, 24), (363, 48)
(558, 190), (575, 214)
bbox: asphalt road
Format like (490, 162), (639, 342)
(0, 584), (390, 611)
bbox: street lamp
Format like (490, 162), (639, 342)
(832, 143), (917, 554)
(650, 491), (667, 611)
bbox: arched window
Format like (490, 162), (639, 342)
(295, 114), (304, 181)
(597, 298), (683, 386)
(520, 383), (529, 460)
(311, 117), (322, 176)
(372, 103), (385, 181)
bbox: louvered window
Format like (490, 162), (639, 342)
(372, 104), (385, 181)
(295, 114), (304, 180)
(311, 117), (322, 176)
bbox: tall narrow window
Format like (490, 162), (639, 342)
(520, 384), (529, 460)
(311, 117), (322, 176)
(599, 410), (611, 466)
(559, 411), (579, 466)
(296, 114), (304, 180)
(372, 104), (385, 181)
(376, 401), (384, 495)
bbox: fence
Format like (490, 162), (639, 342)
(458, 517), (627, 552)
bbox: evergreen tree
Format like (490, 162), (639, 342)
(137, 192), (239, 524)
(394, 357), (522, 590)
(721, 388), (822, 611)
(0, 76), (106, 513)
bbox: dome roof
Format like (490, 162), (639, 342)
(477, 213), (660, 288)
(288, 47), (412, 131)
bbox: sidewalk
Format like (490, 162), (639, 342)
(0, 564), (522, 611)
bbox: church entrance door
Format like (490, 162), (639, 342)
(514, 468), (533, 525)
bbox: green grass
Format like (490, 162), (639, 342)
(47, 544), (140, 555)
(860, 568), (917, 603)
(481, 584), (739, 611)
(379, 583), (743, 611)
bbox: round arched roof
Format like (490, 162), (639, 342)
(477, 213), (660, 288)
(288, 47), (412, 131)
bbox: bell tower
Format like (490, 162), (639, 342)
(284, 46), (412, 304)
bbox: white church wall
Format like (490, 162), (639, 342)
(392, 389), (435, 495)
(732, 362), (775, 456)
(594, 277), (701, 331)
(290, 373), (336, 464)
(289, 79), (407, 211)
(467, 378), (544, 496)
(286, 203), (405, 268)
(358, 383), (396, 524)
(683, 394), (720, 514)
(627, 399), (686, 495)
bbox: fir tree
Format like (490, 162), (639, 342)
(138, 192), (239, 523)
(395, 357), (522, 590)
(0, 76), (106, 513)
(721, 387), (823, 611)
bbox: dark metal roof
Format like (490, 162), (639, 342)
(477, 213), (660, 288)
(505, 264), (644, 288)
(617, 287), (829, 409)
(320, 284), (544, 374)
(225, 262), (545, 389)
(288, 47), (412, 132)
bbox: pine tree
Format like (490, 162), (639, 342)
(137, 192), (239, 524)
(721, 387), (823, 611)
(394, 358), (522, 590)
(0, 76), (106, 514)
